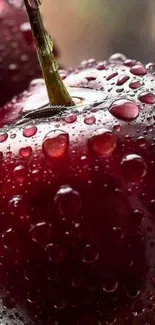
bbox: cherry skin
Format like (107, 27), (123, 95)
(0, 54), (155, 324)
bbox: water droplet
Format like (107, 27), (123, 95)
(45, 243), (65, 264)
(96, 62), (106, 70)
(64, 114), (77, 123)
(106, 72), (118, 81)
(0, 132), (8, 142)
(19, 146), (32, 158)
(54, 185), (82, 220)
(126, 286), (140, 298)
(82, 244), (99, 264)
(132, 209), (143, 224)
(8, 63), (18, 75)
(13, 165), (26, 182)
(85, 74), (97, 81)
(116, 74), (130, 86)
(109, 99), (139, 121)
(146, 62), (155, 71)
(138, 92), (155, 104)
(88, 128), (117, 157)
(113, 124), (121, 132)
(102, 281), (118, 293)
(124, 59), (136, 67)
(147, 199), (155, 214)
(130, 65), (147, 76)
(29, 222), (52, 246)
(109, 53), (127, 62)
(84, 115), (96, 125)
(20, 22), (33, 45)
(132, 300), (145, 316)
(10, 133), (16, 139)
(136, 136), (146, 147)
(129, 80), (144, 89)
(23, 125), (37, 137)
(9, 195), (25, 217)
(42, 130), (69, 159)
(120, 154), (147, 182)
(2, 228), (18, 250)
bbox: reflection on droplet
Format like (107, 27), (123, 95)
(64, 114), (77, 123)
(130, 65), (147, 76)
(129, 80), (144, 89)
(109, 99), (139, 121)
(116, 74), (129, 86)
(120, 154), (147, 182)
(109, 53), (127, 62)
(42, 130), (69, 159)
(102, 281), (118, 293)
(138, 92), (155, 104)
(9, 195), (25, 216)
(88, 128), (117, 157)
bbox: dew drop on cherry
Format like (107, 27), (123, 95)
(116, 74), (129, 86)
(109, 99), (139, 121)
(29, 222), (53, 246)
(42, 130), (69, 159)
(120, 154), (147, 182)
(54, 185), (82, 220)
(102, 280), (118, 293)
(23, 125), (37, 137)
(8, 195), (25, 217)
(19, 146), (32, 158)
(82, 244), (99, 264)
(96, 62), (106, 70)
(136, 136), (146, 147)
(124, 59), (136, 67)
(88, 128), (117, 157)
(109, 53), (127, 62)
(138, 92), (155, 104)
(84, 115), (96, 125)
(130, 65), (147, 76)
(13, 165), (26, 182)
(45, 243), (65, 264)
(64, 114), (77, 123)
(106, 72), (118, 81)
(0, 132), (8, 142)
(129, 80), (144, 89)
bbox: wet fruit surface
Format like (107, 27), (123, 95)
(0, 54), (155, 324)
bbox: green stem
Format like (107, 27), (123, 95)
(24, 0), (75, 107)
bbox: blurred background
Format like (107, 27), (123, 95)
(40, 0), (155, 67)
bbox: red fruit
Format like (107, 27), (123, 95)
(0, 54), (155, 324)
(0, 1), (59, 106)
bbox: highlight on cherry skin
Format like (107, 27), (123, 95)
(0, 53), (155, 324)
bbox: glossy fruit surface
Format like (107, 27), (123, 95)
(0, 54), (155, 324)
(0, 1), (59, 106)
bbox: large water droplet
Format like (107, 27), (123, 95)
(109, 53), (127, 62)
(29, 222), (53, 246)
(88, 128), (117, 157)
(124, 59), (136, 67)
(130, 65), (147, 76)
(13, 165), (26, 182)
(54, 185), (82, 220)
(138, 92), (155, 104)
(129, 80), (144, 89)
(19, 146), (32, 158)
(42, 130), (69, 159)
(116, 74), (129, 86)
(9, 195), (25, 218)
(84, 115), (96, 125)
(96, 62), (106, 70)
(109, 99), (139, 121)
(82, 244), (99, 264)
(45, 243), (65, 264)
(64, 114), (77, 123)
(23, 125), (37, 137)
(0, 132), (8, 142)
(120, 154), (147, 182)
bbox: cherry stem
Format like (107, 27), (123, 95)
(23, 0), (75, 107)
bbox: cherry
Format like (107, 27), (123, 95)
(0, 1), (154, 325)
